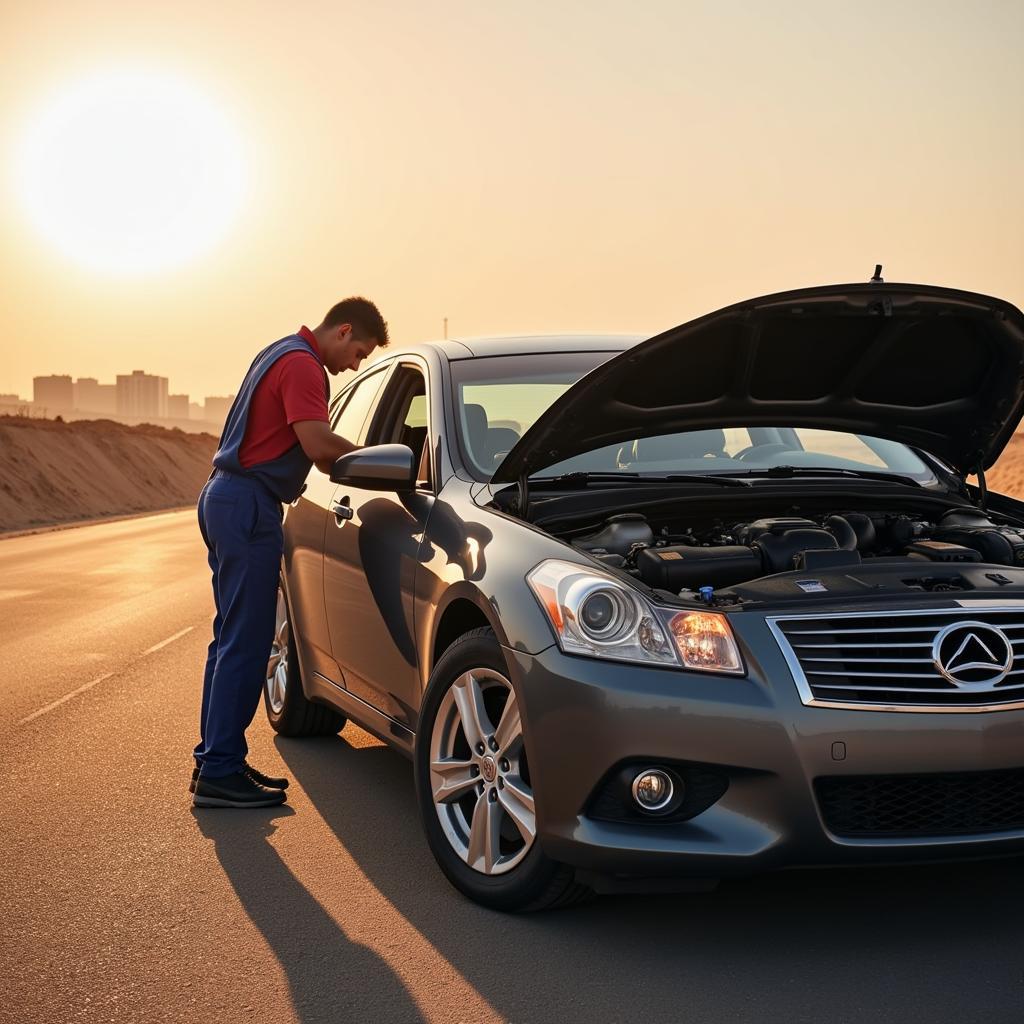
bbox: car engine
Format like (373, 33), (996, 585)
(570, 509), (1024, 594)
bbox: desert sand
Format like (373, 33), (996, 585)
(982, 434), (1024, 499)
(0, 415), (218, 533)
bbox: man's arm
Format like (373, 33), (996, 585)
(292, 420), (361, 475)
(276, 355), (357, 475)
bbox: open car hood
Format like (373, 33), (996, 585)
(491, 282), (1024, 483)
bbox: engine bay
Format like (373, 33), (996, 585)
(568, 506), (1024, 598)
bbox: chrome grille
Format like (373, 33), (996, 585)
(767, 606), (1024, 711)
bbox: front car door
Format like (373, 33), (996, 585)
(284, 363), (390, 684)
(323, 357), (436, 729)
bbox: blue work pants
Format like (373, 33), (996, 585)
(195, 471), (284, 777)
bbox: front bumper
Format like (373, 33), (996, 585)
(504, 618), (1024, 880)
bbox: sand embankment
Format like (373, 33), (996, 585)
(0, 415), (217, 533)
(984, 435), (1024, 498)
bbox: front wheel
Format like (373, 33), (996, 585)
(264, 582), (346, 737)
(414, 627), (590, 912)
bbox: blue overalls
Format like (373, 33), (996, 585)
(194, 334), (328, 778)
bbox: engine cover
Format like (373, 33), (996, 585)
(635, 545), (762, 591)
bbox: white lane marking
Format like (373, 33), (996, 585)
(143, 626), (194, 655)
(19, 625), (197, 726)
(18, 673), (114, 726)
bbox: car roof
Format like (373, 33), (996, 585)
(368, 333), (645, 364)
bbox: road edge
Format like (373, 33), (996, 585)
(0, 506), (195, 541)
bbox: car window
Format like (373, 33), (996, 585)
(452, 352), (613, 476)
(720, 428), (753, 456)
(405, 392), (431, 487)
(791, 428), (887, 468)
(367, 364), (432, 487)
(331, 368), (388, 444)
(405, 394), (427, 429)
(459, 383), (566, 439)
(554, 427), (933, 480)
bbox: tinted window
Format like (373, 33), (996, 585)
(332, 368), (388, 444)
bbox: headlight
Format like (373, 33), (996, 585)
(527, 560), (676, 665)
(526, 559), (744, 674)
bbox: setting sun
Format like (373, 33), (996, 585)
(12, 67), (248, 276)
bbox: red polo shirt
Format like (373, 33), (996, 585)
(238, 326), (330, 468)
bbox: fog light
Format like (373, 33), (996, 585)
(631, 768), (675, 812)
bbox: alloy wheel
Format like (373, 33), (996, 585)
(266, 590), (289, 714)
(429, 668), (536, 875)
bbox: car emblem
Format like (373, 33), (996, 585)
(481, 755), (497, 783)
(932, 622), (1013, 690)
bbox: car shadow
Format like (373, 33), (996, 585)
(192, 804), (425, 1023)
(276, 728), (1024, 1023)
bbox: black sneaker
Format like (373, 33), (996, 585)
(192, 770), (287, 808)
(190, 762), (289, 793)
(242, 761), (289, 790)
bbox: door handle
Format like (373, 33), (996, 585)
(331, 498), (353, 525)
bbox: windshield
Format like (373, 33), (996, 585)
(451, 352), (938, 484)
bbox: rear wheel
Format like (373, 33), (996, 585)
(264, 582), (346, 737)
(414, 627), (591, 912)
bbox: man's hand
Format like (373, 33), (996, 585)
(292, 420), (361, 476)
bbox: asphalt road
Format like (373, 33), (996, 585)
(3, 511), (1023, 1024)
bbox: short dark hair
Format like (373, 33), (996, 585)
(322, 296), (389, 347)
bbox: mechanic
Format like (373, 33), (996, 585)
(191, 297), (389, 808)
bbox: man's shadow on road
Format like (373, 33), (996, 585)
(192, 805), (424, 1023)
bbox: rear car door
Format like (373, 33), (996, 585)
(323, 358), (435, 729)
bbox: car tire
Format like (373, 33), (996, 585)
(264, 579), (346, 738)
(414, 626), (591, 912)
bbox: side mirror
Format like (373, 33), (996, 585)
(329, 443), (416, 491)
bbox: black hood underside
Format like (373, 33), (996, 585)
(492, 282), (1024, 482)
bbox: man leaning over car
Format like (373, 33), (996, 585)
(191, 297), (389, 808)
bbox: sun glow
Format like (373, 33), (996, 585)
(13, 68), (249, 276)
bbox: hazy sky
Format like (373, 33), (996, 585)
(2, 1), (1022, 401)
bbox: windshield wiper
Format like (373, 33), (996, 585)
(658, 473), (752, 488)
(530, 471), (751, 489)
(734, 465), (923, 487)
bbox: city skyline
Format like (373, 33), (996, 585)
(8, 366), (235, 424)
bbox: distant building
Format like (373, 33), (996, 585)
(116, 370), (168, 419)
(188, 401), (204, 421)
(0, 392), (27, 415)
(203, 395), (235, 425)
(33, 375), (74, 413)
(167, 394), (190, 419)
(73, 377), (117, 415)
